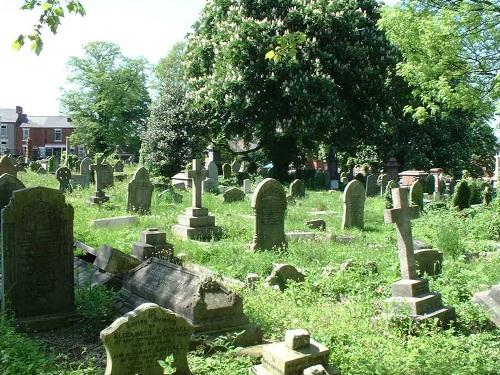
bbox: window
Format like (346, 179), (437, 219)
(54, 129), (62, 142)
(22, 128), (29, 140)
(0, 126), (6, 138)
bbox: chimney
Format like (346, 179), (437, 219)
(15, 106), (23, 114)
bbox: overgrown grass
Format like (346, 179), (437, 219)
(1, 171), (498, 374)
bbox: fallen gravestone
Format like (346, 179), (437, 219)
(266, 264), (305, 291)
(94, 245), (141, 276)
(0, 173), (25, 225)
(1, 187), (77, 330)
(127, 166), (154, 214)
(341, 180), (365, 230)
(113, 258), (261, 344)
(132, 228), (174, 261)
(223, 187), (245, 203)
(93, 215), (139, 228)
(101, 303), (192, 375)
(74, 258), (121, 289)
(473, 284), (500, 327)
(250, 178), (287, 251)
(384, 187), (455, 325)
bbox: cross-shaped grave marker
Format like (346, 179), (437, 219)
(89, 156), (109, 204)
(187, 159), (207, 208)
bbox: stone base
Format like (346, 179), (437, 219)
(473, 285), (500, 326)
(172, 223), (222, 241)
(250, 364), (337, 375)
(88, 191), (109, 204)
(15, 311), (79, 332)
(172, 208), (222, 241)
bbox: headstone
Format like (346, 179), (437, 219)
(94, 245), (141, 276)
(93, 215), (139, 228)
(206, 160), (218, 180)
(132, 228), (174, 261)
(410, 181), (424, 210)
(72, 156), (91, 188)
(0, 155), (18, 178)
(56, 167), (73, 194)
(202, 178), (218, 193)
(0, 173), (25, 226)
(222, 163), (231, 179)
(341, 180), (365, 230)
(89, 157), (110, 204)
(378, 174), (389, 196)
(101, 162), (114, 189)
(223, 187), (245, 203)
(172, 159), (221, 240)
(473, 284), (500, 327)
(266, 264), (305, 291)
(365, 174), (378, 197)
(231, 159), (241, 174)
(384, 187), (455, 325)
(425, 174), (436, 194)
(114, 160), (124, 172)
(127, 167), (154, 214)
(113, 258), (261, 342)
(1, 187), (77, 330)
(100, 303), (192, 375)
(243, 179), (252, 194)
(289, 179), (306, 198)
(415, 248), (443, 277)
(250, 329), (332, 375)
(250, 178), (287, 251)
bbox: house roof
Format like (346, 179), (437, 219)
(0, 108), (19, 123)
(20, 116), (73, 129)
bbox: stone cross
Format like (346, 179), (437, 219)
(384, 188), (420, 279)
(65, 137), (70, 167)
(25, 137), (33, 163)
(94, 156), (106, 192)
(187, 159), (207, 208)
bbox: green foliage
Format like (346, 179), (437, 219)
(451, 179), (471, 210)
(74, 284), (114, 322)
(60, 41), (151, 157)
(467, 178), (485, 205)
(379, 0), (499, 119)
(425, 174), (435, 194)
(14, 0), (85, 55)
(185, 0), (399, 179)
(141, 43), (207, 178)
(384, 180), (398, 208)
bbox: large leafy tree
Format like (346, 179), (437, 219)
(60, 41), (151, 156)
(379, 0), (500, 120)
(185, 0), (399, 180)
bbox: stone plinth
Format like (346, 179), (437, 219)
(172, 207), (222, 241)
(133, 228), (174, 261)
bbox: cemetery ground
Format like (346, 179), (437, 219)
(1, 170), (499, 375)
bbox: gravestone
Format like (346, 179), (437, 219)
(172, 159), (221, 240)
(243, 179), (252, 194)
(114, 160), (124, 173)
(250, 329), (332, 375)
(101, 303), (192, 375)
(133, 228), (174, 261)
(1, 187), (77, 330)
(473, 284), (500, 327)
(56, 167), (73, 194)
(206, 160), (218, 180)
(202, 178), (218, 193)
(250, 178), (287, 251)
(89, 157), (110, 204)
(425, 174), (436, 194)
(101, 162), (114, 189)
(231, 159), (241, 174)
(113, 258), (261, 343)
(0, 155), (18, 178)
(0, 173), (25, 225)
(378, 174), (389, 196)
(223, 187), (245, 203)
(384, 187), (455, 325)
(94, 245), (141, 276)
(127, 167), (154, 214)
(341, 180), (365, 230)
(289, 179), (306, 198)
(72, 156), (91, 188)
(365, 174), (378, 197)
(222, 163), (231, 179)
(266, 264), (305, 291)
(410, 181), (424, 210)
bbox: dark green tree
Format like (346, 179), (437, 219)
(60, 41), (151, 156)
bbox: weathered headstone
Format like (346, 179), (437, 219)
(0, 173), (25, 225)
(113, 160), (124, 173)
(89, 156), (110, 204)
(250, 178), (287, 251)
(266, 264), (305, 291)
(113, 258), (261, 344)
(243, 179), (252, 194)
(0, 155), (18, 178)
(222, 163), (231, 179)
(378, 173), (389, 196)
(425, 174), (436, 194)
(206, 160), (218, 180)
(384, 187), (455, 325)
(94, 245), (141, 276)
(1, 187), (77, 330)
(289, 179), (306, 198)
(341, 180), (365, 230)
(72, 156), (91, 188)
(172, 159), (221, 240)
(223, 187), (245, 203)
(132, 228), (174, 261)
(56, 167), (73, 194)
(101, 162), (114, 189)
(202, 178), (218, 193)
(473, 284), (500, 327)
(410, 181), (424, 210)
(250, 329), (332, 375)
(231, 159), (241, 174)
(365, 174), (378, 197)
(101, 303), (192, 375)
(127, 167), (153, 214)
